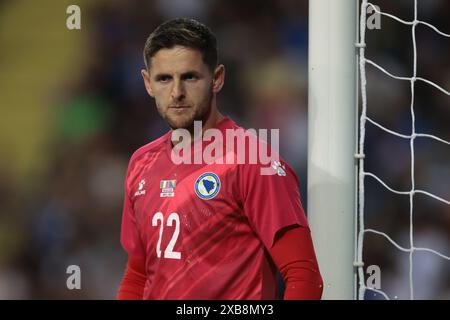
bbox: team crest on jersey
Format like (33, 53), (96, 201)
(160, 179), (176, 197)
(194, 172), (220, 200)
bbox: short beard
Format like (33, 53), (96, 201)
(163, 89), (213, 132)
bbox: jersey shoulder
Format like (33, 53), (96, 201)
(124, 132), (170, 192)
(128, 131), (170, 166)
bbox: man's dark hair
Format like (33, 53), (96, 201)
(143, 18), (218, 71)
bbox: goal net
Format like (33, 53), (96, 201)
(356, 0), (450, 300)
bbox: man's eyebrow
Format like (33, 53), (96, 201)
(152, 71), (204, 81)
(153, 73), (172, 79)
(181, 70), (202, 76)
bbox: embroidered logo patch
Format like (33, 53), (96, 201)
(160, 179), (176, 197)
(194, 172), (220, 200)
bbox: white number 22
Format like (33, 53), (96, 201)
(151, 212), (181, 260)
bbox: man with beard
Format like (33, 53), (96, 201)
(117, 18), (323, 300)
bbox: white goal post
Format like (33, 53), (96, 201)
(307, 0), (359, 300)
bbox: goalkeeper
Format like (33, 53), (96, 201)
(117, 18), (323, 300)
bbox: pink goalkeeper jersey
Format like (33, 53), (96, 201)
(120, 116), (308, 299)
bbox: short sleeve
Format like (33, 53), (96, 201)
(120, 158), (146, 258)
(239, 159), (308, 250)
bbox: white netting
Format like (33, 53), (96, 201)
(356, 0), (450, 300)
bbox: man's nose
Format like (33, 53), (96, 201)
(171, 79), (185, 101)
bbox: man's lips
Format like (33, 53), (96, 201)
(169, 105), (190, 109)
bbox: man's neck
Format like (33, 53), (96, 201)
(171, 110), (224, 148)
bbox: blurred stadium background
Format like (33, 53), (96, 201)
(0, 0), (448, 299)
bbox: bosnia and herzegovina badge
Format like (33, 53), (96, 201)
(160, 179), (176, 197)
(195, 172), (220, 200)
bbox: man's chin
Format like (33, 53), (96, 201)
(166, 115), (195, 130)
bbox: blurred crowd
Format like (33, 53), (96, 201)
(0, 0), (448, 299)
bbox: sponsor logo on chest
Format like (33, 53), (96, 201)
(134, 179), (146, 196)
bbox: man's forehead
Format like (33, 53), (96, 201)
(149, 46), (206, 73)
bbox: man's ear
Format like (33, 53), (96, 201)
(212, 64), (225, 93)
(141, 69), (154, 97)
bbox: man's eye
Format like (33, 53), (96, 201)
(184, 74), (198, 81)
(157, 76), (171, 82)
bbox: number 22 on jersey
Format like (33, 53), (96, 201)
(151, 212), (181, 260)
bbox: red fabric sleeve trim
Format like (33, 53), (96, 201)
(117, 256), (147, 300)
(269, 225), (324, 300)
